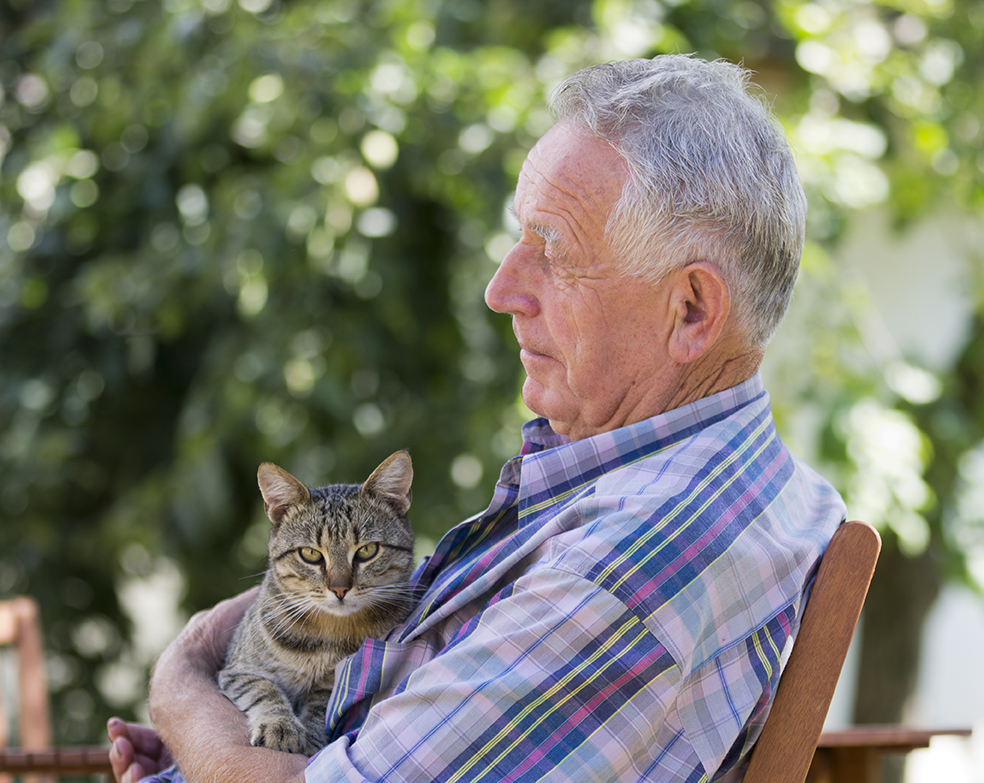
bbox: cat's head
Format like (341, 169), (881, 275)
(256, 451), (415, 625)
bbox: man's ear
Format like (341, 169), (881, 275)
(666, 262), (731, 364)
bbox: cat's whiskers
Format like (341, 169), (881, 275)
(267, 589), (357, 637)
(266, 592), (319, 641)
(354, 583), (416, 625)
(364, 582), (414, 603)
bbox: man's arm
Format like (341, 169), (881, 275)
(145, 589), (308, 783)
(109, 564), (776, 783)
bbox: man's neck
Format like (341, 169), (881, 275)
(660, 347), (763, 414)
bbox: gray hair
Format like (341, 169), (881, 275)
(550, 55), (807, 348)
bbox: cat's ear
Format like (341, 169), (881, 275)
(362, 450), (413, 516)
(257, 463), (312, 526)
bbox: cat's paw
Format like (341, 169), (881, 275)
(250, 718), (307, 754)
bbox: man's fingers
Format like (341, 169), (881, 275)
(107, 717), (130, 742)
(110, 737), (166, 783)
(107, 718), (173, 783)
(133, 728), (167, 759)
(122, 760), (146, 783)
(109, 735), (135, 783)
(107, 718), (166, 760)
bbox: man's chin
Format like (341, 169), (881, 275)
(522, 381), (574, 435)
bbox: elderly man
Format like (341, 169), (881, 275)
(109, 54), (845, 783)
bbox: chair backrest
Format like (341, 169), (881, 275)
(0, 598), (112, 779)
(1, 597), (55, 783)
(742, 520), (881, 783)
(0, 597), (52, 754)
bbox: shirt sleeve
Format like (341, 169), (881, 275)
(304, 566), (710, 783)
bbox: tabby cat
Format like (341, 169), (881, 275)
(218, 451), (415, 755)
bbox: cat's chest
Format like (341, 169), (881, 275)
(264, 644), (341, 695)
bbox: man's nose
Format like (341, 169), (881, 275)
(484, 243), (539, 317)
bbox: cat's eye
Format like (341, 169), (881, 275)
(354, 542), (379, 562)
(298, 547), (323, 564)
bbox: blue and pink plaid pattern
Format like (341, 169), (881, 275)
(143, 373), (845, 783)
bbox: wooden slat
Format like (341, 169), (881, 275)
(0, 601), (16, 751)
(0, 747), (112, 775)
(818, 725), (973, 750)
(13, 599), (51, 751)
(742, 520), (882, 783)
(0, 608), (17, 645)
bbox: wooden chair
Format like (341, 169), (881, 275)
(743, 519), (881, 783)
(0, 597), (111, 778)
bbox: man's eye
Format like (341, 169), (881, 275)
(299, 547), (323, 564)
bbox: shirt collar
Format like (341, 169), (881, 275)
(514, 373), (767, 524)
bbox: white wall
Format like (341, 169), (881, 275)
(808, 208), (984, 778)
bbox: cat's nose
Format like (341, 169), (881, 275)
(329, 586), (349, 600)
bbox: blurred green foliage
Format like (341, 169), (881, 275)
(2, 0), (983, 747)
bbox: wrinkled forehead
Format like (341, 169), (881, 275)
(518, 122), (626, 199)
(511, 123), (628, 249)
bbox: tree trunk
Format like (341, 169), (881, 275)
(852, 533), (943, 783)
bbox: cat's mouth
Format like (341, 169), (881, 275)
(317, 595), (364, 617)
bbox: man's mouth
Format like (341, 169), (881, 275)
(515, 329), (549, 360)
(519, 344), (551, 363)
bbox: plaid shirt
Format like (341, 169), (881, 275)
(306, 374), (846, 783)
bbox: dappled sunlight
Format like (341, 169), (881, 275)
(843, 399), (932, 554)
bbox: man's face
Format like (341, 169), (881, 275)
(485, 122), (677, 441)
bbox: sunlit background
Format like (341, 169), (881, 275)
(2, 1), (984, 781)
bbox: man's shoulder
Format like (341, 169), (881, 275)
(532, 408), (844, 667)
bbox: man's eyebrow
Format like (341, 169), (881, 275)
(531, 222), (563, 245)
(507, 203), (568, 255)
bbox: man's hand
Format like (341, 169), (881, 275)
(107, 718), (172, 783)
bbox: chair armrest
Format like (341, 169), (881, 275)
(818, 725), (972, 752)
